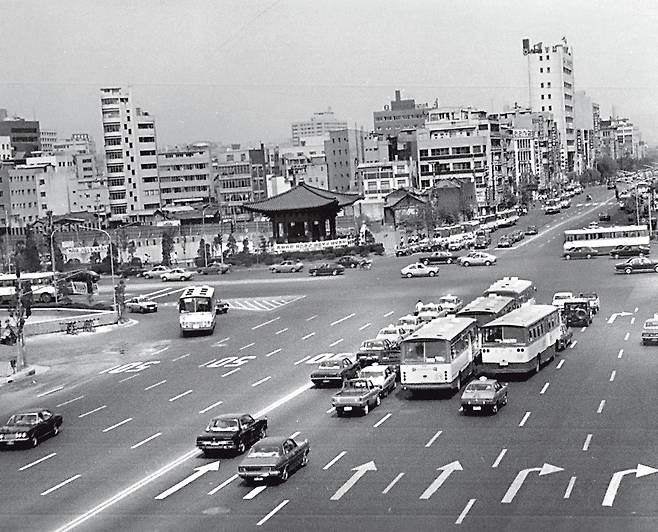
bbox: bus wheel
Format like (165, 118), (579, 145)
(40, 293), (52, 303)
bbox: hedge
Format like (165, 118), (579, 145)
(224, 243), (384, 267)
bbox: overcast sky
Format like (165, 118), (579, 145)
(2, 0), (657, 147)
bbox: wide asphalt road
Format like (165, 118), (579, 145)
(1, 185), (656, 532)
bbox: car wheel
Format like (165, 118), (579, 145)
(280, 466), (289, 483)
(406, 273), (413, 279)
(502, 394), (508, 406)
(237, 442), (246, 454)
(429, 271), (436, 277)
(463, 262), (470, 267)
(53, 424), (59, 436)
(492, 403), (498, 414)
(375, 395), (381, 407)
(336, 408), (344, 417)
(485, 261), (492, 266)
(654, 266), (658, 273)
(362, 403), (369, 416)
(350, 263), (357, 268)
(332, 270), (339, 276)
(624, 268), (632, 275)
(565, 255), (571, 260)
(311, 271), (317, 277)
(40, 293), (52, 303)
(301, 451), (309, 467)
(31, 435), (38, 448)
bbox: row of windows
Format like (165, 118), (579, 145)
(137, 123), (154, 129)
(105, 137), (122, 146)
(541, 106), (553, 112)
(565, 230), (647, 242)
(540, 93), (552, 100)
(139, 137), (155, 143)
(109, 192), (126, 200)
(161, 186), (209, 194)
(160, 163), (208, 171)
(141, 163), (157, 170)
(217, 164), (250, 175)
(160, 175), (209, 183)
(538, 67), (551, 73)
(220, 178), (252, 189)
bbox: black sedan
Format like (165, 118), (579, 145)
(215, 300), (229, 314)
(525, 225), (538, 235)
(308, 263), (345, 276)
(197, 262), (231, 275)
(615, 256), (658, 274)
(196, 413), (267, 456)
(609, 245), (651, 259)
(563, 246), (599, 260)
(419, 251), (460, 265)
(0, 409), (62, 448)
(237, 436), (310, 484)
(336, 255), (361, 268)
(310, 357), (360, 386)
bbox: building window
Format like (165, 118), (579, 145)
(541, 94), (545, 100)
(546, 67), (551, 73)
(539, 68), (543, 73)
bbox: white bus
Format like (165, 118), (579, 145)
(483, 277), (536, 308)
(178, 285), (217, 336)
(400, 316), (478, 392)
(563, 225), (649, 253)
(496, 208), (520, 228)
(0, 272), (58, 304)
(457, 294), (517, 328)
(480, 304), (561, 375)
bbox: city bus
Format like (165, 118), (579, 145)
(456, 294), (517, 328)
(0, 272), (58, 304)
(480, 304), (561, 375)
(400, 316), (479, 392)
(483, 277), (536, 308)
(562, 225), (649, 253)
(496, 208), (520, 228)
(178, 285), (217, 336)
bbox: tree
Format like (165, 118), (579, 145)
(161, 230), (174, 266)
(596, 157), (618, 180)
(227, 233), (237, 255)
(15, 229), (41, 272)
(242, 237), (250, 253)
(197, 238), (210, 266)
(54, 242), (64, 271)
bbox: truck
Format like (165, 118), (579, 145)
(331, 378), (381, 416)
(563, 298), (593, 327)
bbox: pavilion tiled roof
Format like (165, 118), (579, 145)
(244, 183), (361, 214)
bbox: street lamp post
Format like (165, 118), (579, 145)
(90, 228), (117, 317)
(201, 206), (208, 268)
(50, 230), (58, 304)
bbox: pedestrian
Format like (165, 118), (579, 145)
(414, 299), (423, 316)
(9, 357), (16, 374)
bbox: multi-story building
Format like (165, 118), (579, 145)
(363, 135), (390, 163)
(213, 147), (253, 221)
(100, 87), (159, 218)
(357, 160), (415, 201)
(573, 91), (596, 173)
(0, 136), (12, 161)
(373, 90), (432, 138)
(157, 147), (212, 207)
(0, 109), (41, 157)
(523, 38), (576, 174)
(248, 145), (270, 203)
(598, 116), (643, 160)
(592, 102), (601, 161)
(324, 128), (366, 192)
(291, 109), (347, 146)
(53, 132), (96, 155)
(40, 129), (57, 153)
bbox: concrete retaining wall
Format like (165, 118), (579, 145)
(24, 311), (118, 336)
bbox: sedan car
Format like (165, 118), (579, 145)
(215, 300), (230, 314)
(0, 409), (62, 448)
(400, 262), (440, 278)
(142, 265), (171, 279)
(642, 315), (658, 345)
(438, 294), (463, 313)
(161, 268), (194, 281)
(474, 236), (491, 249)
(336, 255), (362, 268)
(497, 236), (513, 248)
(197, 262), (231, 275)
(237, 436), (310, 484)
(196, 413), (267, 456)
(308, 263), (345, 276)
(615, 256), (658, 274)
(358, 364), (396, 397)
(126, 296), (158, 313)
(269, 260), (304, 273)
(525, 225), (538, 235)
(562, 246), (599, 260)
(375, 324), (407, 346)
(609, 245), (651, 259)
(310, 356), (360, 386)
(456, 251), (497, 267)
(552, 291), (574, 309)
(460, 377), (508, 415)
(599, 212), (611, 222)
(118, 266), (145, 278)
(420, 251), (460, 265)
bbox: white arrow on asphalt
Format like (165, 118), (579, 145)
(501, 463), (563, 503)
(154, 461), (220, 500)
(602, 464), (658, 507)
(419, 460), (463, 500)
(330, 461), (377, 501)
(607, 311), (633, 324)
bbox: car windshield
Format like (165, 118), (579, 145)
(179, 297), (212, 313)
(645, 320), (658, 328)
(360, 371), (382, 380)
(7, 413), (38, 425)
(319, 361), (340, 369)
(207, 418), (239, 431)
(249, 446), (281, 457)
(467, 383), (494, 391)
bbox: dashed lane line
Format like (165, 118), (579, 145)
(582, 434), (593, 451)
(630, 317), (636, 325)
(618, 349), (623, 359)
(266, 348), (282, 358)
(569, 340), (577, 349)
(301, 332), (316, 340)
(564, 476), (577, 499)
(329, 338), (343, 347)
(19, 452), (57, 471)
(580, 326), (587, 333)
(239, 342), (255, 351)
(243, 485), (267, 500)
(275, 328), (288, 335)
(102, 418), (133, 433)
(610, 370), (616, 382)
(199, 359), (215, 368)
(306, 315), (317, 321)
(519, 412), (531, 427)
(540, 382), (550, 395)
(373, 413), (392, 428)
(491, 449), (507, 468)
(252, 317), (281, 330)
(455, 498), (477, 525)
(289, 431), (301, 439)
(131, 433), (162, 450)
(118, 375), (139, 383)
(382, 473), (405, 494)
(57, 396), (84, 407)
(251, 376), (272, 388)
(208, 474), (239, 495)
(556, 360), (565, 369)
(330, 313), (355, 326)
(425, 430), (442, 448)
(256, 500), (289, 527)
(323, 451), (347, 470)
(294, 356), (310, 365)
(222, 368), (240, 378)
(624, 332), (630, 341)
(144, 380), (166, 391)
(37, 386), (64, 398)
(597, 400), (606, 414)
(384, 311), (394, 317)
(199, 400), (224, 414)
(99, 365), (121, 375)
(168, 390), (193, 402)
(41, 474), (81, 496)
(78, 406), (107, 418)
(359, 322), (372, 331)
(171, 353), (191, 361)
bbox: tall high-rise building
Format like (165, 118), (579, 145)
(0, 109), (41, 157)
(523, 38), (575, 174)
(291, 109), (347, 146)
(100, 87), (159, 217)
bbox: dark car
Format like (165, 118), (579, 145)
(609, 245), (650, 259)
(563, 246), (599, 260)
(237, 436), (310, 484)
(599, 212), (611, 222)
(474, 235), (491, 249)
(196, 413), (267, 456)
(336, 255), (362, 268)
(563, 299), (593, 327)
(460, 377), (508, 415)
(420, 251), (460, 265)
(197, 262), (231, 275)
(525, 225), (538, 235)
(310, 356), (360, 386)
(215, 300), (229, 314)
(497, 236), (513, 248)
(356, 339), (401, 370)
(308, 263), (345, 276)
(119, 265), (145, 278)
(556, 323), (574, 351)
(0, 409), (62, 448)
(615, 256), (658, 274)
(65, 269), (101, 283)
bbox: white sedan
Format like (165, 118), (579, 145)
(161, 268), (194, 282)
(438, 294), (463, 313)
(400, 262), (440, 278)
(552, 291), (574, 309)
(456, 251), (497, 267)
(375, 325), (407, 346)
(359, 365), (396, 397)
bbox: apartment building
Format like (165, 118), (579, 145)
(0, 136), (12, 161)
(0, 109), (41, 156)
(40, 129), (57, 152)
(357, 160), (415, 201)
(157, 147), (212, 207)
(291, 109), (347, 146)
(324, 128), (366, 192)
(213, 147), (253, 221)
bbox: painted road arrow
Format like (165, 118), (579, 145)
(501, 463), (563, 503)
(155, 461), (220, 500)
(607, 311), (633, 324)
(419, 460), (463, 500)
(602, 464), (658, 507)
(330, 461), (376, 501)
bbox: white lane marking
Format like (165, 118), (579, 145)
(222, 368), (241, 377)
(301, 332), (316, 340)
(581, 326), (587, 333)
(373, 413), (392, 428)
(359, 322), (372, 331)
(329, 338), (343, 347)
(131, 432), (162, 449)
(323, 451), (347, 470)
(630, 317), (636, 325)
(199, 359), (216, 368)
(19, 452), (57, 471)
(384, 311), (394, 317)
(425, 430), (443, 448)
(569, 340), (577, 349)
(617, 349), (624, 359)
(169, 390), (193, 402)
(239, 342), (255, 351)
(252, 317), (280, 330)
(208, 474), (239, 495)
(294, 355), (310, 365)
(306, 315), (317, 321)
(634, 307), (639, 313)
(491, 448), (507, 468)
(256, 499), (289, 527)
(556, 360), (565, 369)
(99, 365), (121, 375)
(243, 485), (267, 500)
(289, 431), (301, 439)
(582, 434), (593, 451)
(540, 382), (550, 395)
(382, 473), (405, 494)
(624, 332), (630, 341)
(609, 370), (616, 382)
(151, 346), (171, 357)
(266, 348), (282, 357)
(564, 476), (577, 499)
(252, 376), (272, 388)
(57, 396), (84, 407)
(455, 498), (477, 525)
(41, 474), (81, 496)
(274, 328), (288, 335)
(171, 353), (190, 361)
(253, 382), (313, 419)
(330, 312), (355, 326)
(118, 375), (139, 383)
(78, 405), (107, 418)
(519, 411), (531, 427)
(597, 400), (606, 414)
(326, 407), (335, 414)
(102, 418), (133, 433)
(37, 386), (64, 398)
(144, 380), (166, 391)
(199, 400), (224, 414)
(217, 337), (231, 344)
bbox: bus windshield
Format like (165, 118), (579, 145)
(401, 340), (449, 363)
(179, 296), (212, 313)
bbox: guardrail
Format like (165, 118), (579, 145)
(24, 311), (117, 336)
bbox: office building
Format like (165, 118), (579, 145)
(357, 160), (415, 201)
(324, 128), (366, 192)
(291, 109), (347, 146)
(373, 90), (433, 138)
(157, 147), (212, 207)
(0, 109), (41, 156)
(213, 147), (254, 221)
(40, 129), (57, 152)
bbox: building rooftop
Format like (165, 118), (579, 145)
(243, 183), (360, 214)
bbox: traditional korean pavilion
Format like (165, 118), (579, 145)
(243, 183), (361, 243)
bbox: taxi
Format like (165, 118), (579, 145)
(642, 315), (658, 346)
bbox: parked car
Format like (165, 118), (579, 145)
(119, 265), (145, 278)
(196, 413), (267, 456)
(609, 245), (650, 259)
(420, 251), (460, 265)
(310, 356), (360, 386)
(563, 246), (599, 260)
(0, 409), (62, 448)
(142, 265), (171, 279)
(161, 268), (194, 282)
(65, 269), (101, 283)
(400, 262), (440, 278)
(269, 260), (303, 273)
(615, 256), (658, 274)
(197, 262), (231, 275)
(358, 364), (396, 397)
(525, 225), (538, 235)
(126, 296), (158, 314)
(556, 323), (574, 351)
(497, 236), (513, 248)
(336, 255), (362, 268)
(332, 378), (381, 416)
(457, 251), (497, 267)
(460, 377), (508, 415)
(308, 263), (345, 276)
(395, 246), (411, 257)
(641, 315), (658, 345)
(237, 436), (310, 484)
(215, 300), (230, 314)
